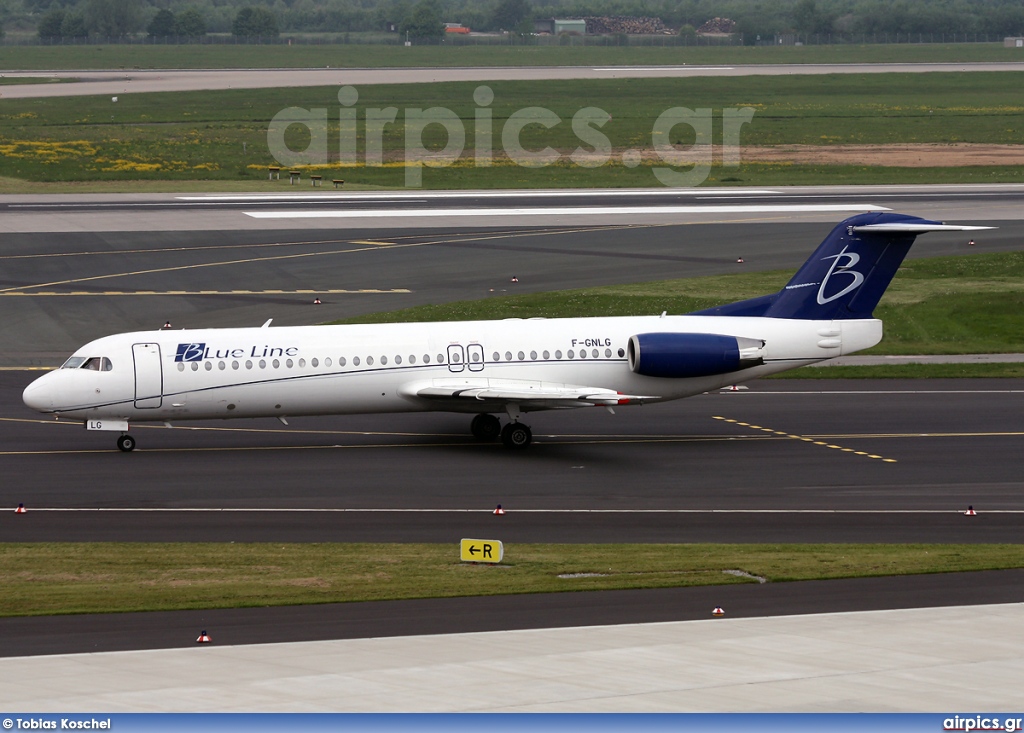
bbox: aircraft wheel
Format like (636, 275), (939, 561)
(500, 422), (532, 449)
(116, 434), (136, 452)
(470, 413), (501, 441)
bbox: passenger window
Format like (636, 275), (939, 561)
(272, 359), (280, 369)
(245, 360), (253, 369)
(339, 357), (347, 366)
(437, 354), (444, 363)
(325, 358), (332, 367)
(259, 359), (266, 369)
(232, 361), (239, 370)
(312, 358), (319, 368)
(423, 355), (430, 363)
(286, 359), (294, 368)
(605, 348), (612, 358)
(177, 363), (185, 372)
(192, 362), (199, 371)
(543, 350), (550, 359)
(555, 350), (562, 359)
(381, 356), (388, 365)
(367, 356), (374, 365)
(568, 350), (575, 359)
(299, 358), (306, 368)
(505, 351), (512, 361)
(395, 355), (402, 365)
(353, 357), (360, 366)
(409, 355), (416, 364)
(592, 349), (599, 358)
(530, 351), (537, 360)
(205, 362), (213, 371)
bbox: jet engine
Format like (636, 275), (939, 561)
(627, 333), (765, 378)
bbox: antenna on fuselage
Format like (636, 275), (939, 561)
(261, 319), (273, 328)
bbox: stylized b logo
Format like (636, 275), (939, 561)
(175, 343), (206, 362)
(817, 247), (865, 305)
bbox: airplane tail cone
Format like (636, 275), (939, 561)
(197, 630), (212, 643)
(712, 607), (725, 617)
(15, 503), (25, 514)
(493, 504), (505, 515)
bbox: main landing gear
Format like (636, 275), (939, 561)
(470, 413), (532, 449)
(116, 434), (136, 452)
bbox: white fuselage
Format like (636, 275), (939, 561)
(22, 314), (882, 424)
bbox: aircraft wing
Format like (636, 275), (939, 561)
(403, 378), (658, 410)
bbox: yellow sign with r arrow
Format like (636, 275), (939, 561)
(460, 538), (504, 563)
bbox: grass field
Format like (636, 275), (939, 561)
(1, 72), (1022, 188)
(1, 41), (1022, 71)
(3, 542), (1021, 617)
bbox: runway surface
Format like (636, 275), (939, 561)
(3, 185), (1022, 365)
(4, 62), (1024, 99)
(3, 184), (1024, 233)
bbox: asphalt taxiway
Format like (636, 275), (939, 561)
(3, 185), (1022, 366)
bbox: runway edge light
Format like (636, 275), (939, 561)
(493, 504), (505, 515)
(197, 630), (212, 643)
(713, 607), (725, 617)
(15, 503), (26, 514)
(965, 505), (977, 516)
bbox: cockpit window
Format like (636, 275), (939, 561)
(65, 356), (113, 371)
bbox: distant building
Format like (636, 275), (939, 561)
(1005, 37), (1024, 47)
(534, 18), (586, 35)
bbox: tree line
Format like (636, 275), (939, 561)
(12, 0), (1024, 42)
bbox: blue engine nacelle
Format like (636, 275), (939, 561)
(628, 332), (765, 379)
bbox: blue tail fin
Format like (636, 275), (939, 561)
(693, 213), (990, 321)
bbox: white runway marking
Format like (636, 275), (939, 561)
(245, 204), (889, 219)
(179, 189), (780, 202)
(18, 507), (1022, 513)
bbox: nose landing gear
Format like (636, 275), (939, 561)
(116, 434), (136, 452)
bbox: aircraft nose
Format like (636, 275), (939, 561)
(22, 374), (54, 412)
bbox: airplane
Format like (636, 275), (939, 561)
(22, 212), (992, 452)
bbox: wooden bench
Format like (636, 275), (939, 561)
(288, 170), (301, 184)
(332, 179), (345, 189)
(268, 166), (280, 180)
(310, 175), (323, 187)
